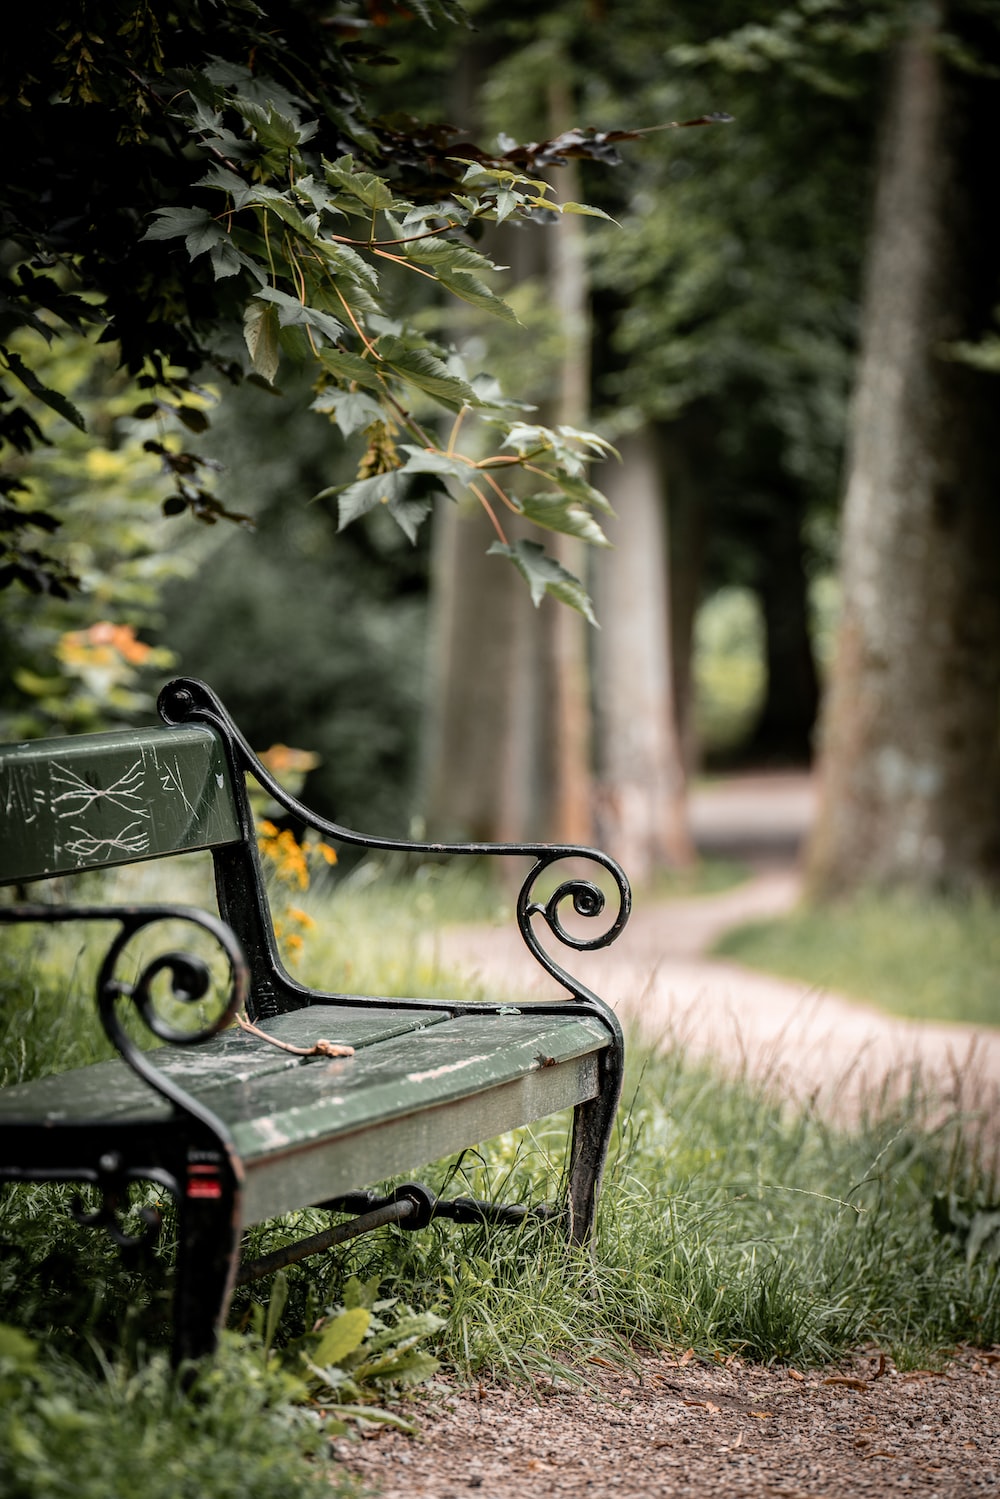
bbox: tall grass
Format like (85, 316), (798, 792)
(311, 1039), (999, 1377)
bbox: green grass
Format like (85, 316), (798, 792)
(327, 1041), (1000, 1377)
(3, 868), (1000, 1494)
(715, 888), (1000, 1029)
(644, 856), (751, 901)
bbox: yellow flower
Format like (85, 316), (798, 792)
(287, 906), (317, 931)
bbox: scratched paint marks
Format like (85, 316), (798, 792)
(1, 756), (48, 828)
(50, 756), (150, 820)
(143, 736), (243, 848)
(157, 751), (199, 818)
(407, 1055), (490, 1085)
(49, 741), (217, 867)
(49, 754), (152, 866)
(1, 727), (241, 883)
(50, 754), (152, 864)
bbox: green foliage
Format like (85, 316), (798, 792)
(692, 585), (766, 758)
(488, 539), (597, 624)
(155, 371), (430, 836)
(0, 0), (666, 622)
(933, 1191), (1000, 1271)
(0, 1326), (348, 1499)
(279, 1273), (445, 1433)
(0, 331), (208, 739)
(715, 887), (1000, 1028)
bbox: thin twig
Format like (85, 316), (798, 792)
(235, 1012), (354, 1058)
(478, 467), (520, 513)
(447, 405), (468, 456)
(332, 283), (379, 356)
(287, 241), (320, 357)
(372, 247), (439, 281)
(381, 388), (437, 449)
(328, 224), (460, 249)
(468, 481), (508, 544)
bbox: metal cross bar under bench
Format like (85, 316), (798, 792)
(0, 678), (631, 1366)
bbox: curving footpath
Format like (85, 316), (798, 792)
(439, 773), (1000, 1130)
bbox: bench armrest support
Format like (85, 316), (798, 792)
(159, 678), (631, 1005)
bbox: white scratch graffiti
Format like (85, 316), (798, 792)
(2, 767), (36, 827)
(1, 770), (47, 825)
(63, 820), (151, 861)
(50, 759), (150, 819)
(159, 756), (197, 815)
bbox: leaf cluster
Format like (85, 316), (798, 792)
(254, 1269), (444, 1434)
(0, 0), (660, 619)
(0, 1322), (340, 1499)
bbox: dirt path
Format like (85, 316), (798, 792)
(340, 776), (1000, 1498)
(339, 1347), (1000, 1498)
(437, 772), (1000, 1125)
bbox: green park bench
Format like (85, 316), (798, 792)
(0, 678), (630, 1365)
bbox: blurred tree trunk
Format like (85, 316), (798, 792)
(423, 72), (595, 844)
(539, 78), (594, 843)
(746, 482), (819, 766)
(422, 501), (540, 840)
(808, 10), (1000, 895)
(422, 42), (543, 842)
(594, 427), (693, 880)
(660, 410), (713, 771)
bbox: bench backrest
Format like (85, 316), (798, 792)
(0, 724), (242, 885)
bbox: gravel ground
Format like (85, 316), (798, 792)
(336, 1347), (1000, 1498)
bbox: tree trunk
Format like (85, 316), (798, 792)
(538, 78), (595, 844)
(422, 499), (540, 841)
(746, 482), (819, 766)
(659, 410), (713, 772)
(808, 11), (1000, 895)
(593, 427), (694, 881)
(422, 75), (596, 846)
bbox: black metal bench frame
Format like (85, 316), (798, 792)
(0, 678), (630, 1365)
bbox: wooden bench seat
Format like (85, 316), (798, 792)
(0, 678), (630, 1365)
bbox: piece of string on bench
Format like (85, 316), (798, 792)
(234, 1012), (355, 1057)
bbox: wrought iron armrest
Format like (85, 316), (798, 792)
(0, 903), (248, 1126)
(159, 678), (632, 1003)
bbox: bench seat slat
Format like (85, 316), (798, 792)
(0, 1006), (453, 1125)
(0, 1010), (609, 1226)
(218, 1013), (607, 1154)
(219, 1012), (610, 1222)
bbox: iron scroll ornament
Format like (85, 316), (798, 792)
(0, 902), (249, 1126)
(92, 904), (250, 1126)
(158, 678), (631, 1003)
(0, 902), (248, 1253)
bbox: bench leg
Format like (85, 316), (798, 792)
(566, 1041), (624, 1243)
(172, 1152), (242, 1368)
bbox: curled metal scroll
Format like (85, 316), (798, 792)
(71, 1195), (162, 1250)
(94, 905), (249, 1127)
(158, 677), (632, 1003)
(515, 853), (631, 999)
